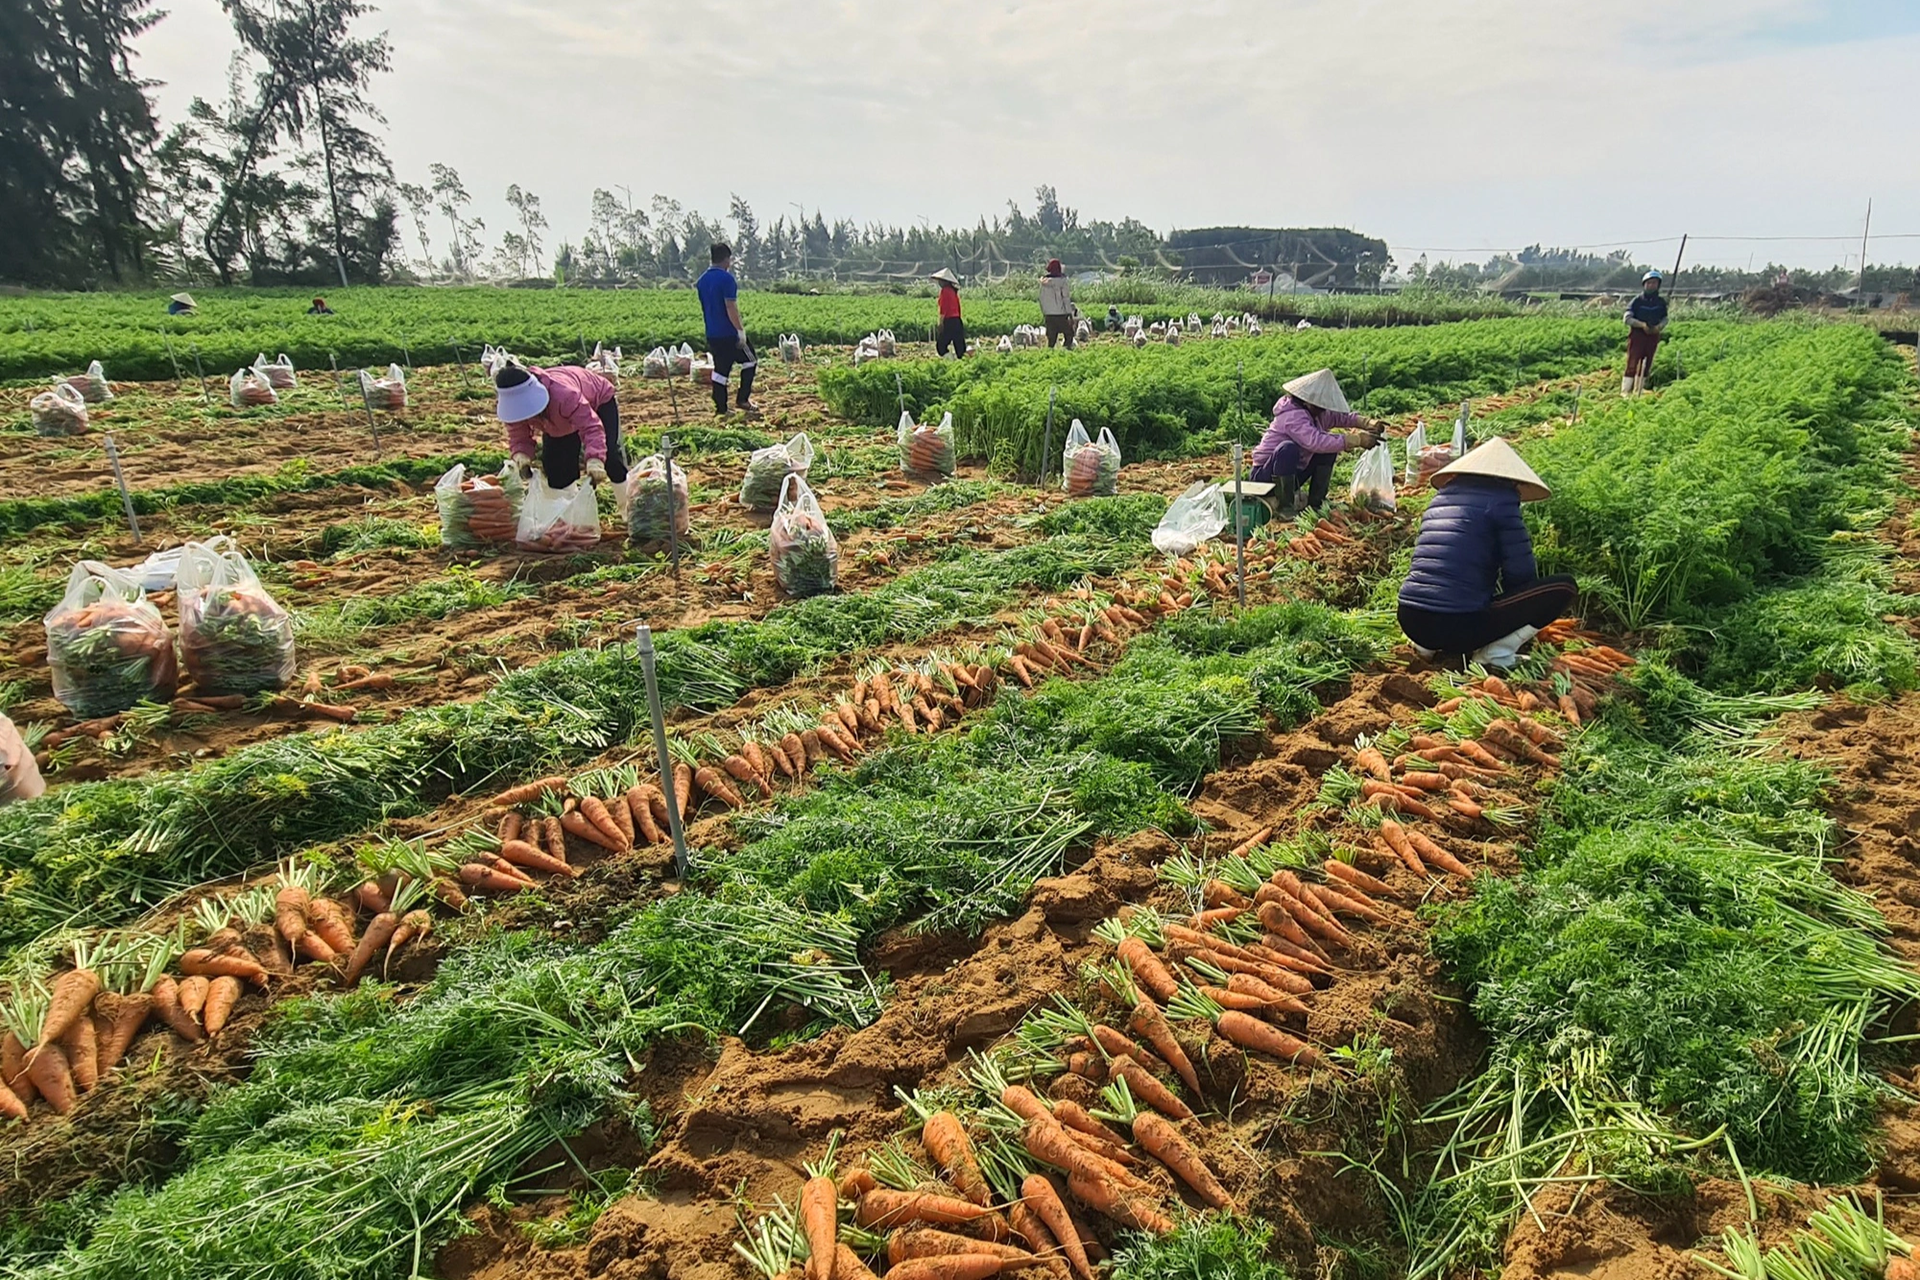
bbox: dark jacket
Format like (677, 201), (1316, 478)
(1626, 291), (1668, 329)
(1398, 477), (1537, 612)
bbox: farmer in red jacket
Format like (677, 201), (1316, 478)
(495, 363), (627, 488)
(932, 268), (967, 357)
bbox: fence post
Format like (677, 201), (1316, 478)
(103, 433), (141, 544)
(1040, 386), (1057, 487)
(1232, 444), (1247, 609)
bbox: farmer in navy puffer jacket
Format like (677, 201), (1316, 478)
(1397, 438), (1576, 669)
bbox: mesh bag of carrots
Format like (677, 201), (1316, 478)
(175, 537), (297, 697)
(738, 431), (815, 511)
(626, 452), (690, 543)
(1060, 418), (1122, 496)
(435, 463), (522, 549)
(43, 560), (179, 716)
(30, 383), (90, 436)
(515, 475), (602, 553)
(769, 473), (839, 598)
(898, 410), (956, 479)
(0, 713), (44, 805)
(228, 366), (278, 407)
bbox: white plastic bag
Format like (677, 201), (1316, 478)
(667, 344), (694, 377)
(515, 474), (601, 552)
(175, 537), (295, 696)
(899, 410), (955, 478)
(1152, 482), (1228, 555)
(626, 453), (689, 543)
(588, 342), (621, 379)
(876, 329), (897, 358)
(1452, 416), (1467, 458)
(779, 333), (802, 363)
(135, 546), (186, 593)
(739, 432), (815, 511)
(770, 473), (839, 598)
(1062, 420), (1121, 497)
(66, 360), (113, 403)
(30, 383), (89, 436)
(642, 346), (669, 379)
(253, 352), (298, 390)
(690, 355), (714, 386)
(436, 463), (521, 549)
(360, 363), (407, 410)
(480, 344), (513, 377)
(0, 714), (45, 806)
(1349, 443), (1397, 512)
(229, 366), (278, 408)
(1403, 420), (1427, 485)
(44, 561), (178, 716)
(996, 335), (1014, 354)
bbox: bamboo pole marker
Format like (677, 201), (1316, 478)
(103, 433), (141, 543)
(634, 624), (690, 877)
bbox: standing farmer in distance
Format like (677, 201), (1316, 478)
(1040, 258), (1076, 349)
(697, 242), (761, 418)
(495, 363), (628, 489)
(1623, 269), (1667, 396)
(931, 268), (967, 358)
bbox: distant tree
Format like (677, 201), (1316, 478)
(395, 179), (433, 268)
(495, 230), (528, 279)
(729, 194), (760, 279)
(429, 163), (483, 278)
(0, 0), (163, 285)
(504, 183), (546, 274)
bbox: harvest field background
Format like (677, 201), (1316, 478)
(2, 287), (1920, 1280)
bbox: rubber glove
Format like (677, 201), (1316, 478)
(586, 458), (607, 483)
(510, 453), (533, 481)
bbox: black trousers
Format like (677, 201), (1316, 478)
(710, 335), (757, 412)
(1043, 315), (1075, 349)
(1397, 575), (1577, 654)
(936, 316), (967, 357)
(542, 397), (627, 487)
(1249, 449), (1338, 511)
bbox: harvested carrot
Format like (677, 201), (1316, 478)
(93, 992), (151, 1075)
(498, 838), (580, 878)
(888, 1230), (1034, 1264)
(492, 776), (569, 806)
(1202, 880), (1251, 909)
(25, 1044), (75, 1114)
(40, 965), (101, 1049)
(721, 753), (772, 800)
(342, 911), (401, 987)
(1376, 821), (1427, 876)
(1228, 825), (1273, 858)
(855, 1190), (1006, 1240)
(1255, 899), (1321, 954)
(1127, 1000), (1201, 1095)
(1050, 1100), (1141, 1166)
(1309, 883), (1389, 928)
(543, 814), (567, 862)
(1324, 859), (1394, 898)
(998, 1084), (1054, 1126)
(1114, 937), (1179, 1003)
(879, 1258), (1009, 1280)
(306, 899), (357, 956)
(274, 883), (310, 950)
(694, 765), (746, 809)
(1353, 747), (1391, 782)
(1090, 1024), (1160, 1073)
(1452, 740), (1507, 771)
(1405, 829), (1474, 878)
(1399, 771), (1450, 793)
(1556, 694), (1583, 726)
(560, 807), (621, 852)
(1215, 1010), (1326, 1068)
(458, 863), (531, 894)
(840, 1168), (879, 1201)
(179, 948), (270, 987)
(1131, 1112), (1233, 1210)
(627, 785), (665, 844)
(1, 1032), (35, 1107)
(1021, 1119), (1142, 1189)
(202, 976), (243, 1036)
(1447, 796), (1484, 819)
(924, 1110), (993, 1208)
(487, 856), (538, 886)
(1190, 906), (1244, 931)
(1022, 1175), (1094, 1280)
(384, 909), (432, 977)
(1065, 1169), (1173, 1236)
(1066, 1052), (1100, 1081)
(150, 977), (202, 1042)
(1108, 1057), (1193, 1121)
(0, 1080), (24, 1122)
(801, 1174), (838, 1280)
(62, 1014), (97, 1092)
(578, 793), (629, 849)
(1006, 1202), (1067, 1273)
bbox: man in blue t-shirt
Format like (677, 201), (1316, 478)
(696, 243), (759, 418)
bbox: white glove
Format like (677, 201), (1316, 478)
(510, 452), (533, 481)
(585, 458), (607, 483)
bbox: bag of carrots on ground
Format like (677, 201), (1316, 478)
(359, 363), (408, 410)
(175, 537), (297, 697)
(67, 360), (114, 403)
(0, 713), (46, 805)
(435, 463), (521, 549)
(898, 410), (955, 479)
(30, 382), (89, 436)
(228, 366), (278, 408)
(738, 431), (815, 511)
(626, 452), (690, 544)
(514, 474), (602, 553)
(1061, 419), (1122, 497)
(44, 560), (179, 716)
(769, 473), (839, 598)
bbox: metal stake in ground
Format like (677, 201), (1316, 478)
(103, 432), (141, 544)
(401, 343), (411, 372)
(329, 352), (352, 408)
(895, 371), (906, 420)
(662, 433), (681, 579)
(1231, 443), (1247, 609)
(189, 343), (210, 406)
(633, 624), (690, 877)
(355, 365), (385, 454)
(666, 374), (681, 426)
(162, 333), (182, 385)
(1039, 385), (1057, 487)
(451, 343), (474, 394)
(1571, 381), (1582, 425)
(1235, 359), (1245, 443)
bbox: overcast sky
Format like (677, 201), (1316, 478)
(134, 0), (1920, 271)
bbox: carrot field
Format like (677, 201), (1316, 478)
(1, 299), (1917, 1280)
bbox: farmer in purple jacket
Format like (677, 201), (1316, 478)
(1396, 438), (1575, 669)
(1249, 369), (1383, 512)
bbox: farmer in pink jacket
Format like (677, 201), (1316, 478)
(494, 363), (627, 488)
(1249, 368), (1383, 512)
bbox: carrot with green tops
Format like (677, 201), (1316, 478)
(627, 785), (665, 844)
(576, 792), (628, 849)
(1022, 1175), (1094, 1280)
(1064, 1169), (1173, 1236)
(1130, 1111), (1233, 1210)
(1353, 746), (1391, 782)
(0, 1079), (24, 1122)
(25, 1043), (75, 1114)
(1127, 999), (1201, 1095)
(307, 899), (357, 956)
(384, 909), (432, 977)
(855, 1189), (1007, 1240)
(150, 976), (202, 1042)
(2, 1031), (37, 1106)
(62, 1014), (98, 1092)
(801, 1174), (838, 1280)
(673, 761), (694, 817)
(497, 811), (523, 845)
(274, 883), (310, 950)
(1308, 882), (1389, 928)
(834, 1243), (882, 1280)
(492, 775), (569, 806)
(1113, 936), (1179, 1003)
(1107, 1056), (1193, 1120)
(923, 1110), (993, 1208)
(693, 765), (745, 809)
(1324, 859), (1395, 898)
(458, 863), (532, 894)
(342, 910), (402, 988)
(179, 948), (270, 987)
(1376, 820), (1426, 876)
(1089, 1023), (1160, 1073)
(1020, 1119), (1144, 1189)
(498, 839), (580, 878)
(888, 1230), (1035, 1263)
(559, 806), (620, 852)
(93, 992), (151, 1075)
(1405, 828), (1474, 877)
(1216, 1010), (1327, 1069)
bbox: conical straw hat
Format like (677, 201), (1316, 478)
(929, 268), (960, 286)
(1282, 368), (1349, 413)
(170, 293), (197, 307)
(1432, 437), (1551, 502)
